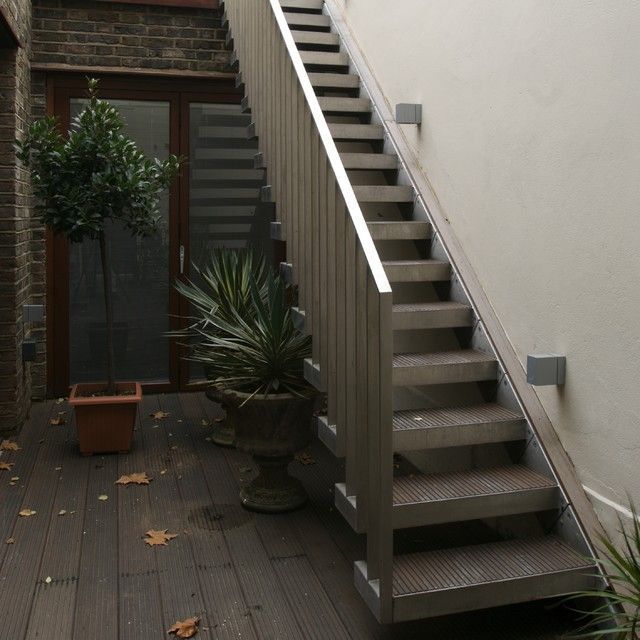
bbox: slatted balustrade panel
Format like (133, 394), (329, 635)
(225, 0), (394, 617)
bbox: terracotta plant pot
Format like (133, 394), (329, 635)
(204, 385), (237, 448)
(224, 389), (319, 513)
(69, 382), (142, 455)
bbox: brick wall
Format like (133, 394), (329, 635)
(0, 0), (34, 431)
(32, 0), (230, 73)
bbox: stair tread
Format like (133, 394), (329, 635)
(393, 300), (469, 314)
(309, 72), (360, 88)
(341, 152), (397, 169)
(291, 30), (340, 46)
(383, 259), (447, 267)
(329, 123), (384, 139)
(301, 51), (349, 66)
(353, 185), (413, 202)
(393, 465), (555, 507)
(280, 0), (323, 10)
(319, 97), (370, 113)
(393, 536), (593, 596)
(393, 403), (523, 431)
(368, 221), (431, 241)
(393, 349), (495, 368)
(284, 12), (331, 28)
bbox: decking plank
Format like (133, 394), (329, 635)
(25, 406), (92, 640)
(192, 393), (305, 640)
(117, 398), (165, 640)
(0, 400), (68, 639)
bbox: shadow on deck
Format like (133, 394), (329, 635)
(0, 393), (578, 639)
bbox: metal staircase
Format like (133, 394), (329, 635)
(223, 0), (601, 624)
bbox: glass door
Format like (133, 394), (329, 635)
(68, 99), (172, 384)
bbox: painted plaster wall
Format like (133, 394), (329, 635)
(331, 0), (640, 528)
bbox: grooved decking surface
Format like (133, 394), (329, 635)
(0, 394), (579, 639)
(393, 537), (593, 596)
(393, 349), (496, 368)
(393, 465), (556, 505)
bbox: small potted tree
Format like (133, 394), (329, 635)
(17, 79), (180, 455)
(191, 267), (318, 513)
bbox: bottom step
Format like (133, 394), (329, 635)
(356, 536), (597, 622)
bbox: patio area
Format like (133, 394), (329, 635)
(0, 393), (578, 639)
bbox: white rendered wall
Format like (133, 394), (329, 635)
(330, 0), (640, 530)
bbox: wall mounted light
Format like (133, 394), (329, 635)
(527, 354), (566, 386)
(396, 103), (422, 125)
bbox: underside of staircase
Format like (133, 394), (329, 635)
(223, 0), (602, 624)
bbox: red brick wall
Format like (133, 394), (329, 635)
(32, 0), (230, 73)
(0, 0), (34, 430)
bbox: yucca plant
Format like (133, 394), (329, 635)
(175, 248), (270, 331)
(191, 271), (312, 398)
(565, 503), (640, 639)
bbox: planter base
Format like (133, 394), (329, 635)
(210, 420), (235, 448)
(240, 455), (307, 513)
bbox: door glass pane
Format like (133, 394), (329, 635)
(188, 103), (273, 381)
(68, 99), (171, 384)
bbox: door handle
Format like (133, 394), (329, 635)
(179, 244), (185, 274)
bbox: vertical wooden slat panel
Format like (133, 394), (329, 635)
(226, 0), (394, 618)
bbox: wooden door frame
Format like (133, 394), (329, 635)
(46, 72), (242, 397)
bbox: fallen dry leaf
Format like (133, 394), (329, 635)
(0, 440), (20, 452)
(44, 576), (52, 584)
(160, 469), (167, 475)
(9, 482), (16, 486)
(58, 510), (67, 516)
(213, 417), (224, 424)
(50, 412), (66, 426)
(144, 529), (178, 547)
(54, 466), (62, 471)
(0, 462), (14, 471)
(150, 410), (170, 420)
(19, 509), (36, 517)
(200, 419), (209, 427)
(11, 476), (19, 481)
(115, 472), (151, 486)
(98, 494), (109, 501)
(168, 617), (199, 638)
(5, 538), (14, 545)
(295, 451), (315, 466)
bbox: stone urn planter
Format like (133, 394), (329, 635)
(204, 384), (237, 448)
(225, 390), (319, 513)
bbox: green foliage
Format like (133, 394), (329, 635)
(566, 502), (640, 639)
(187, 266), (312, 398)
(16, 78), (180, 243)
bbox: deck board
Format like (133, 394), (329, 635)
(0, 394), (580, 640)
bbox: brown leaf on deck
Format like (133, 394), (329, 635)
(50, 412), (66, 426)
(150, 410), (170, 420)
(144, 529), (178, 547)
(295, 451), (315, 465)
(168, 617), (199, 638)
(0, 440), (20, 452)
(18, 509), (36, 517)
(0, 462), (14, 471)
(115, 472), (151, 486)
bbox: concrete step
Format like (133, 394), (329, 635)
(392, 349), (498, 386)
(291, 30), (340, 48)
(280, 0), (324, 11)
(284, 11), (331, 29)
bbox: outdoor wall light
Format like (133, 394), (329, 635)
(396, 103), (422, 125)
(526, 354), (566, 386)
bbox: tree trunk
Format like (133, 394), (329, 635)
(99, 229), (116, 396)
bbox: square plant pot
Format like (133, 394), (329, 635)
(69, 382), (142, 455)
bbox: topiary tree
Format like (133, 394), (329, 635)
(16, 78), (180, 395)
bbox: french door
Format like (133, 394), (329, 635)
(47, 75), (271, 396)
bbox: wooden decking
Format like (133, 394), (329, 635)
(0, 393), (577, 639)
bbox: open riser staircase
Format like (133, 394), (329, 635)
(223, 0), (602, 624)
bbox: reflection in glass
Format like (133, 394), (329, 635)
(68, 99), (171, 383)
